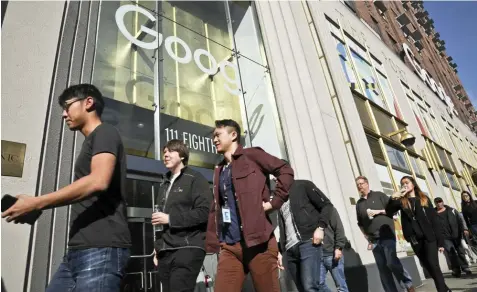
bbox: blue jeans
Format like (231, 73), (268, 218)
(319, 255), (349, 292)
(286, 240), (327, 292)
(372, 239), (413, 292)
(46, 247), (130, 292)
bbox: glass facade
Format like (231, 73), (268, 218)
(92, 1), (287, 169)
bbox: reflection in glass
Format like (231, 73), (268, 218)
(229, 1), (287, 159)
(385, 144), (409, 171)
(92, 1), (288, 167)
(93, 0), (157, 158)
(350, 50), (385, 108)
(335, 38), (359, 92)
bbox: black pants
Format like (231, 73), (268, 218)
(443, 239), (469, 274)
(412, 240), (448, 292)
(157, 248), (205, 292)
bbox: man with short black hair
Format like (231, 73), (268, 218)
(434, 197), (472, 277)
(2, 84), (131, 292)
(206, 119), (294, 292)
(355, 176), (414, 292)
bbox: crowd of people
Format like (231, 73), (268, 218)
(2, 83), (477, 292)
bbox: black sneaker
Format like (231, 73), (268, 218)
(464, 269), (472, 275)
(452, 271), (461, 278)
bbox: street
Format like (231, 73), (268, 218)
(417, 264), (477, 292)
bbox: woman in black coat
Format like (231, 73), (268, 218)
(461, 191), (477, 237)
(386, 176), (450, 292)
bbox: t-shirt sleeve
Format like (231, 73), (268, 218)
(92, 125), (121, 157)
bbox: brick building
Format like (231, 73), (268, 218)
(349, 0), (477, 134)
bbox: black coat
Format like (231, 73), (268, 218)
(386, 195), (444, 248)
(154, 167), (213, 252)
(278, 180), (333, 252)
(435, 205), (464, 240)
(462, 199), (477, 228)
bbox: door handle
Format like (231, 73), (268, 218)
(130, 251), (155, 259)
(147, 271), (156, 290)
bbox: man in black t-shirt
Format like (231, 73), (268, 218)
(2, 84), (131, 292)
(355, 176), (414, 292)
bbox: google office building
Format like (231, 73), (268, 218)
(2, 1), (477, 291)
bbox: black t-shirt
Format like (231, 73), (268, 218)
(437, 209), (452, 239)
(68, 123), (132, 249)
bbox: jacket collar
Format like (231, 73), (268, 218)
(218, 144), (245, 167)
(165, 166), (188, 181)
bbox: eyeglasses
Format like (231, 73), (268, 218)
(62, 98), (83, 111)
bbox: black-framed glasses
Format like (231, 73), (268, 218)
(62, 98), (83, 111)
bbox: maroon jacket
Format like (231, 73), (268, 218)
(205, 145), (294, 253)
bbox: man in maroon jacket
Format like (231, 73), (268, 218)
(205, 119), (294, 292)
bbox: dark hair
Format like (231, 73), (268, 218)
(355, 176), (369, 183)
(163, 139), (189, 166)
(434, 197), (443, 204)
(400, 176), (428, 208)
(215, 119), (241, 144)
(461, 190), (474, 208)
(58, 84), (105, 117)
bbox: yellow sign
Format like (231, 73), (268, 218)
(1, 140), (27, 177)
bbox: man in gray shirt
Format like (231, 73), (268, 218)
(319, 207), (349, 292)
(355, 176), (414, 292)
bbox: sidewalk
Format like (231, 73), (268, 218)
(416, 264), (477, 292)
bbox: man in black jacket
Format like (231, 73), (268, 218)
(152, 139), (213, 292)
(277, 179), (333, 292)
(434, 197), (472, 277)
(355, 176), (414, 292)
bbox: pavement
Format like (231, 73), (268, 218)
(416, 264), (477, 292)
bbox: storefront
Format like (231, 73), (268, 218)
(2, 1), (477, 292)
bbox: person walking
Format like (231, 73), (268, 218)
(462, 191), (477, 237)
(152, 139), (213, 292)
(355, 176), (414, 292)
(205, 119), (294, 292)
(319, 206), (349, 292)
(434, 197), (472, 277)
(276, 179), (334, 292)
(387, 176), (450, 292)
(2, 84), (132, 292)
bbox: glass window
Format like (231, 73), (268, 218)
(435, 146), (452, 170)
(377, 72), (398, 116)
(416, 177), (430, 197)
(375, 163), (394, 196)
(229, 1), (287, 159)
(372, 107), (396, 140)
(446, 171), (460, 191)
(350, 50), (385, 108)
(410, 156), (423, 177)
(92, 1), (287, 168)
(354, 95), (374, 130)
(334, 37), (359, 92)
(385, 144), (410, 171)
(439, 170), (449, 187)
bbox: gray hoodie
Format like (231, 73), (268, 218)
(323, 207), (347, 256)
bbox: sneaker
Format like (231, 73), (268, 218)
(464, 269), (472, 275)
(452, 271), (461, 278)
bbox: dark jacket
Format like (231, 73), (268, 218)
(277, 180), (334, 252)
(435, 205), (465, 240)
(387, 195), (444, 248)
(206, 146), (294, 253)
(462, 197), (477, 228)
(356, 190), (396, 240)
(154, 167), (213, 252)
(323, 207), (347, 255)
